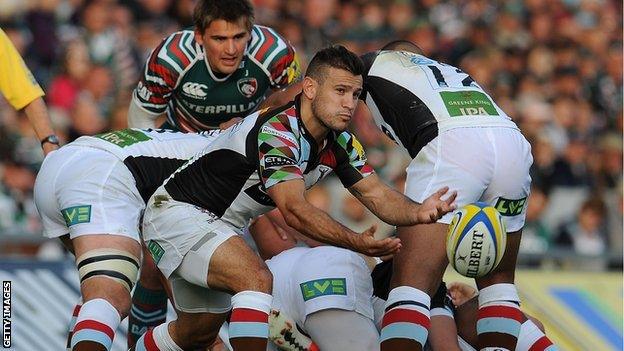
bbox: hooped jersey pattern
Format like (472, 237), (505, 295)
(162, 98), (374, 229)
(70, 128), (219, 201)
(133, 25), (300, 131)
(362, 50), (518, 158)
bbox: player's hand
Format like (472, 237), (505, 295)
(219, 117), (243, 130)
(354, 224), (402, 257)
(447, 281), (478, 307)
(416, 186), (457, 223)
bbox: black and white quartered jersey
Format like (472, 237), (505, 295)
(161, 98), (375, 229)
(69, 128), (220, 201)
(361, 50), (518, 158)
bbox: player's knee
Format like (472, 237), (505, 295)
(180, 327), (219, 349)
(77, 248), (140, 314)
(528, 315), (545, 332)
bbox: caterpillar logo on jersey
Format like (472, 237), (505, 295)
(61, 205), (91, 226)
(495, 197), (527, 216)
(237, 77), (258, 98)
(182, 82), (208, 99)
(300, 278), (347, 301)
(264, 155), (297, 168)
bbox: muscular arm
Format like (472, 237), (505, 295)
(267, 179), (400, 257)
(348, 174), (456, 226)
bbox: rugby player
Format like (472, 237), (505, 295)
(133, 45), (455, 351)
(126, 0), (301, 344)
(357, 41), (554, 351)
(33, 128), (220, 351)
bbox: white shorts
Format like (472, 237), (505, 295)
(33, 146), (144, 240)
(141, 187), (239, 279)
(267, 246), (374, 329)
(405, 127), (532, 232)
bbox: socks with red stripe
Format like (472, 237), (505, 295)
(133, 321), (182, 351)
(70, 298), (120, 351)
(517, 319), (559, 351)
(128, 282), (168, 348)
(66, 303), (82, 350)
(380, 286), (431, 351)
(229, 290), (272, 351)
(477, 284), (524, 351)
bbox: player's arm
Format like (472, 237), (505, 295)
(348, 174), (456, 226)
(267, 179), (400, 257)
(128, 33), (184, 128)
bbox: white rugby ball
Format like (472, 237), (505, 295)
(446, 202), (507, 278)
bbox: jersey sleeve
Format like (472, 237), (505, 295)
(132, 31), (197, 115)
(249, 26), (301, 89)
(0, 29), (44, 110)
(331, 133), (375, 188)
(257, 114), (303, 189)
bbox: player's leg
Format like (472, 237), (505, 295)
(428, 283), (462, 351)
(139, 233), (273, 350)
(475, 128), (534, 350)
(127, 245), (168, 347)
(304, 309), (379, 351)
(71, 234), (141, 351)
(381, 132), (488, 351)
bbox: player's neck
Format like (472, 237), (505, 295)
(299, 98), (329, 147)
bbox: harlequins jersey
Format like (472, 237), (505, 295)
(361, 50), (518, 158)
(162, 98), (374, 229)
(133, 25), (300, 131)
(70, 128), (220, 201)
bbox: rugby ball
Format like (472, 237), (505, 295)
(446, 202), (506, 278)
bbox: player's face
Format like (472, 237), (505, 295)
(195, 18), (251, 75)
(310, 68), (363, 132)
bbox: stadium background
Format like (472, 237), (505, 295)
(0, 0), (621, 349)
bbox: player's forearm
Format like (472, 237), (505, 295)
(354, 186), (421, 226)
(128, 98), (160, 128)
(280, 201), (361, 250)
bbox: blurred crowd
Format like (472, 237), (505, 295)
(0, 0), (621, 269)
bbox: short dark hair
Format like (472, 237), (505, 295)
(381, 40), (424, 55)
(305, 45), (365, 82)
(193, 0), (254, 33)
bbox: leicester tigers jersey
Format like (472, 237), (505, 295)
(132, 25), (301, 132)
(162, 97), (374, 229)
(70, 128), (220, 201)
(361, 50), (518, 158)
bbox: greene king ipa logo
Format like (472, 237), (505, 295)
(3, 281), (11, 348)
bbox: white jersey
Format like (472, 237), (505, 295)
(361, 50), (518, 158)
(69, 128), (220, 201)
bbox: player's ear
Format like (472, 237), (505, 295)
(302, 76), (317, 100)
(194, 29), (205, 46)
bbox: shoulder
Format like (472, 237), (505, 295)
(247, 25), (297, 74)
(257, 103), (300, 142)
(151, 30), (200, 72)
(335, 132), (367, 159)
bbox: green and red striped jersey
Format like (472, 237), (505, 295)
(132, 25), (301, 132)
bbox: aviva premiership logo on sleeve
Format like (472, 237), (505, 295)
(61, 205), (92, 226)
(300, 278), (347, 301)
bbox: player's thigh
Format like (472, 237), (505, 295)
(405, 130), (491, 224)
(304, 309), (379, 351)
(482, 128), (533, 233)
(292, 247), (374, 326)
(37, 146), (145, 241)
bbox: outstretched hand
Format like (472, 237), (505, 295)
(354, 224), (402, 258)
(417, 186), (457, 223)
